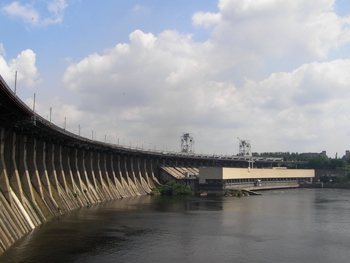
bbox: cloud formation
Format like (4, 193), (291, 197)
(1, 0), (67, 26)
(0, 46), (41, 89)
(194, 0), (350, 68)
(62, 14), (350, 154)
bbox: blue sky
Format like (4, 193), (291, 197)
(1, 0), (350, 157)
(1, 1), (217, 64)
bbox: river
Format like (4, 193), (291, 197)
(1, 188), (350, 263)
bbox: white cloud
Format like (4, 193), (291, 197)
(62, 29), (227, 148)
(0, 46), (41, 89)
(192, 11), (221, 28)
(57, 0), (350, 156)
(238, 60), (350, 146)
(193, 0), (350, 64)
(62, 30), (350, 155)
(24, 96), (91, 134)
(1, 2), (40, 25)
(1, 0), (67, 26)
(242, 59), (350, 110)
(43, 0), (67, 25)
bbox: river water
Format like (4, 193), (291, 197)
(1, 188), (350, 263)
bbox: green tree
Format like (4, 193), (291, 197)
(329, 159), (346, 169)
(319, 175), (330, 183)
(153, 182), (193, 196)
(331, 175), (348, 184)
(307, 158), (330, 169)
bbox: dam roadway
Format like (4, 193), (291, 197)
(0, 75), (299, 254)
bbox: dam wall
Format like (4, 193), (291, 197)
(0, 126), (161, 254)
(0, 75), (164, 254)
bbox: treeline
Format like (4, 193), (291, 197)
(307, 158), (349, 170)
(253, 152), (350, 170)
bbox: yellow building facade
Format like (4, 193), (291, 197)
(199, 167), (314, 190)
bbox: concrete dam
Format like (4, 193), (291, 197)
(0, 75), (287, 254)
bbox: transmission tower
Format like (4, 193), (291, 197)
(181, 133), (195, 153)
(237, 137), (251, 156)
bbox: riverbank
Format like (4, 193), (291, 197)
(300, 183), (350, 189)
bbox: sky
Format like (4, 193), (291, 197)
(1, 0), (350, 158)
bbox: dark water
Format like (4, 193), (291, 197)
(1, 189), (350, 263)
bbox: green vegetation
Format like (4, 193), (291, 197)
(224, 189), (248, 197)
(151, 182), (194, 196)
(224, 189), (233, 196)
(254, 152), (350, 183)
(319, 172), (350, 184)
(307, 158), (348, 170)
(253, 151), (350, 170)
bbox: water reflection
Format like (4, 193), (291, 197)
(1, 189), (350, 263)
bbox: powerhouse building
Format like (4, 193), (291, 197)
(198, 167), (315, 191)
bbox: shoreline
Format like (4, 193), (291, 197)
(299, 183), (350, 189)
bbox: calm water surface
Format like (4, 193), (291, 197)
(1, 188), (350, 263)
